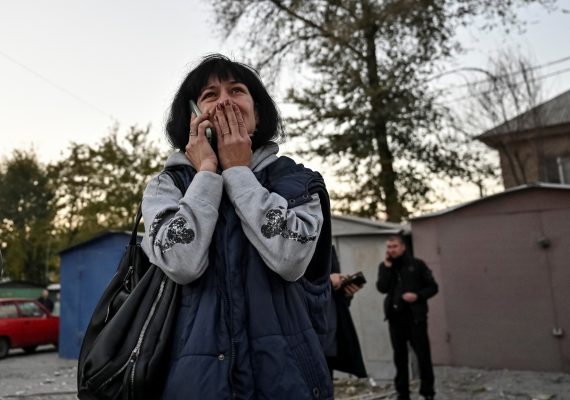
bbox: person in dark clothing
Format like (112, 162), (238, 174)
(376, 235), (438, 400)
(37, 289), (54, 313)
(326, 247), (368, 379)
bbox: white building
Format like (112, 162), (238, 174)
(331, 215), (407, 379)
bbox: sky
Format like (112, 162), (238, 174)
(0, 1), (228, 162)
(433, 3), (570, 109)
(1, 1), (569, 204)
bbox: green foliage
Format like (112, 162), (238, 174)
(50, 125), (166, 247)
(0, 150), (56, 283)
(0, 126), (166, 282)
(210, 0), (557, 221)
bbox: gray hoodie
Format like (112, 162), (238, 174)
(141, 142), (323, 284)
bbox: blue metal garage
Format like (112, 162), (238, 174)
(58, 231), (139, 359)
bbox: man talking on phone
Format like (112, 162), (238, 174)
(376, 235), (438, 400)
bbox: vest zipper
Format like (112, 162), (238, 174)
(222, 207), (237, 399)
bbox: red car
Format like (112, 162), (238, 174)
(0, 298), (59, 359)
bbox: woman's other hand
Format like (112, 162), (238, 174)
(214, 100), (252, 170)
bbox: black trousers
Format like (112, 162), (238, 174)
(388, 311), (435, 397)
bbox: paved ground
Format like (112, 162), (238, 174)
(1, 346), (569, 399)
(0, 347), (76, 400)
(334, 369), (570, 399)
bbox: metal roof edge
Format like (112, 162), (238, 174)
(477, 89), (570, 139)
(333, 228), (404, 238)
(410, 183), (570, 221)
(59, 230), (142, 255)
(0, 280), (46, 288)
(332, 214), (406, 230)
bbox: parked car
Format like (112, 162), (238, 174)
(0, 298), (59, 359)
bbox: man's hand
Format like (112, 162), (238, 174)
(343, 283), (362, 298)
(384, 251), (393, 267)
(402, 292), (418, 303)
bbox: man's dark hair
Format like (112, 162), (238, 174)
(165, 54), (283, 152)
(387, 235), (406, 245)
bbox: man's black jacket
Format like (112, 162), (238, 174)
(376, 253), (438, 322)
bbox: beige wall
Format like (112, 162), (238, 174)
(409, 221), (452, 366)
(412, 189), (570, 372)
(496, 128), (570, 188)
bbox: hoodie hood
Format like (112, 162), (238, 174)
(164, 141), (280, 173)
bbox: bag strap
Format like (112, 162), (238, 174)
(129, 165), (196, 246)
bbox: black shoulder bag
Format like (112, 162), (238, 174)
(77, 166), (193, 400)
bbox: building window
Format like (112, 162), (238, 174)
(543, 156), (570, 184)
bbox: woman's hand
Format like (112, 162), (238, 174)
(186, 110), (218, 172)
(213, 100), (252, 170)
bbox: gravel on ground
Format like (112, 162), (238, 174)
(1, 347), (569, 399)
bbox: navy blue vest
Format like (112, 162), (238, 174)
(161, 157), (333, 400)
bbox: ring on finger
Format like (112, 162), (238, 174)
(189, 129), (197, 137)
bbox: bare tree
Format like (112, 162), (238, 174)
(463, 49), (545, 188)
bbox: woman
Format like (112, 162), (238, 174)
(141, 54), (333, 400)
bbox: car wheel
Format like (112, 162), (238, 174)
(23, 345), (37, 354)
(0, 338), (9, 359)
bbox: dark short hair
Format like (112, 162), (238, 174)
(165, 54), (283, 152)
(387, 235), (406, 245)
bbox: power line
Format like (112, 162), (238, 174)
(437, 64), (570, 105)
(0, 49), (115, 119)
(429, 54), (570, 92)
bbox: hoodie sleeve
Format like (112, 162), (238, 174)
(222, 166), (323, 282)
(141, 170), (223, 284)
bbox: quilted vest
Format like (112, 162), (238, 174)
(161, 157), (333, 400)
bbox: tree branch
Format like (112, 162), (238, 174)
(268, 0), (365, 59)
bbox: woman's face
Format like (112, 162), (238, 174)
(196, 76), (258, 135)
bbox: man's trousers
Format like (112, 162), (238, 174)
(388, 311), (435, 398)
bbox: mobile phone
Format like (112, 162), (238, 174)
(189, 100), (215, 145)
(341, 271), (367, 287)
